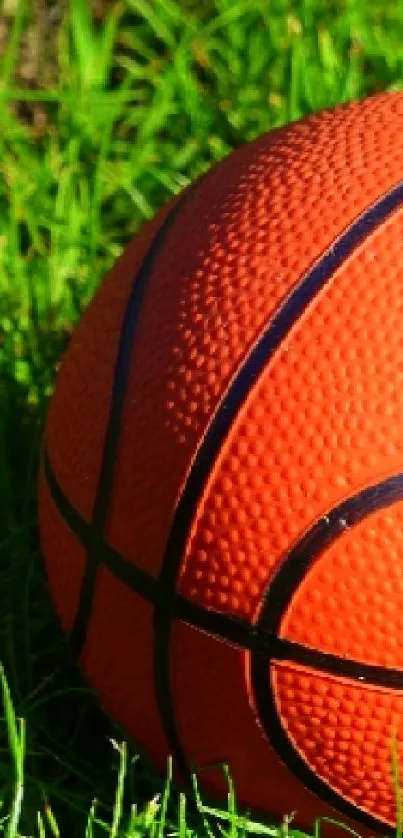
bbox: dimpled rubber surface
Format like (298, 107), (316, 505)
(81, 566), (170, 765)
(38, 90), (403, 834)
(179, 205), (403, 619)
(38, 467), (85, 632)
(169, 622), (336, 827)
(43, 198), (177, 523)
(280, 502), (403, 666)
(103, 91), (403, 582)
(272, 663), (403, 825)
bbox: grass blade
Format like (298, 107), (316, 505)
(0, 663), (25, 838)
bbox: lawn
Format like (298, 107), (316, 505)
(1, 0), (403, 835)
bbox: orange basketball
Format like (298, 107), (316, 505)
(39, 90), (403, 834)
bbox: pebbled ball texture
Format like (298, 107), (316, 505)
(39, 91), (403, 835)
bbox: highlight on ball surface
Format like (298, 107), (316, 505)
(38, 90), (403, 836)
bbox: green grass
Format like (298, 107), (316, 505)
(2, 0), (403, 834)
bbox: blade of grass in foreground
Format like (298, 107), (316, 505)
(109, 739), (127, 838)
(0, 663), (25, 838)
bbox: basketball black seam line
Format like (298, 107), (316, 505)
(44, 445), (403, 690)
(152, 177), (403, 804)
(68, 191), (190, 654)
(43, 175), (403, 825)
(44, 436), (403, 828)
(251, 470), (403, 832)
(43, 441), (403, 832)
(251, 654), (394, 835)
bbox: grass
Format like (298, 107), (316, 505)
(1, 0), (403, 834)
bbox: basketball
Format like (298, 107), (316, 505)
(38, 90), (403, 834)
